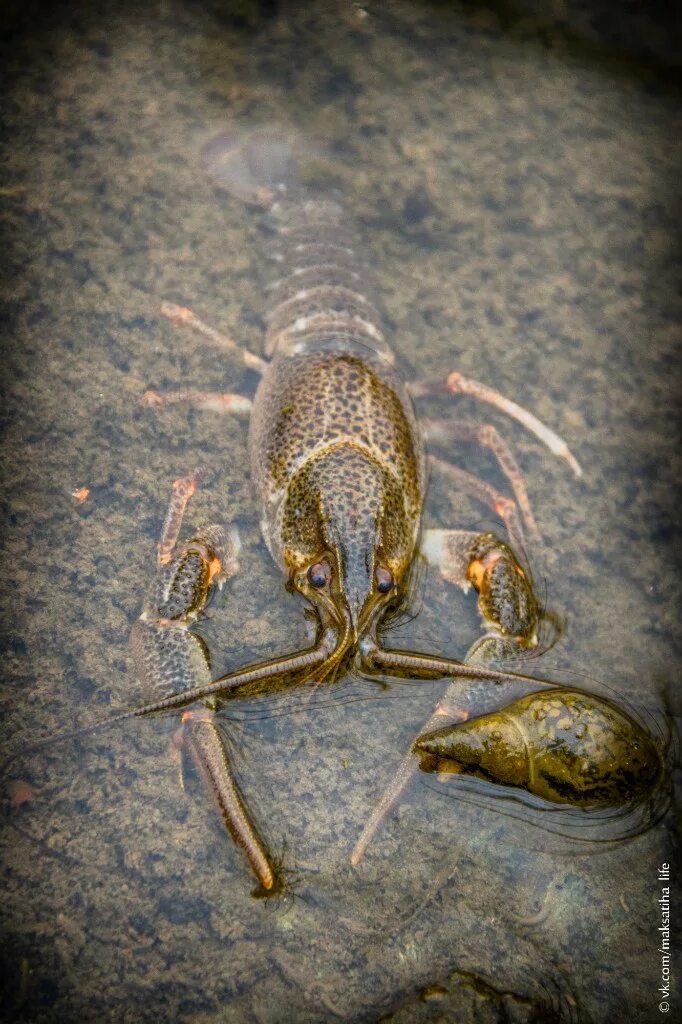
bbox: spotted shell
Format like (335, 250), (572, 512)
(415, 688), (663, 807)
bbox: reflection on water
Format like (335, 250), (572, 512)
(1, 1), (679, 1021)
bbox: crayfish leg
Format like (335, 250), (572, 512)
(352, 530), (544, 865)
(158, 300), (267, 374)
(427, 455), (527, 558)
(130, 476), (279, 891)
(410, 372), (582, 477)
(422, 417), (540, 545)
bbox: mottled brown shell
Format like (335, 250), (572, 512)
(416, 688), (663, 807)
(249, 348), (424, 579)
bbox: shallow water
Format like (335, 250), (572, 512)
(1, 2), (680, 1021)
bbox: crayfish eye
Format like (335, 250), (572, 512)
(375, 567), (394, 594)
(307, 561), (331, 589)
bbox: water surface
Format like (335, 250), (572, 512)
(1, 2), (679, 1021)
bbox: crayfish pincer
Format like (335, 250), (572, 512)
(415, 688), (663, 807)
